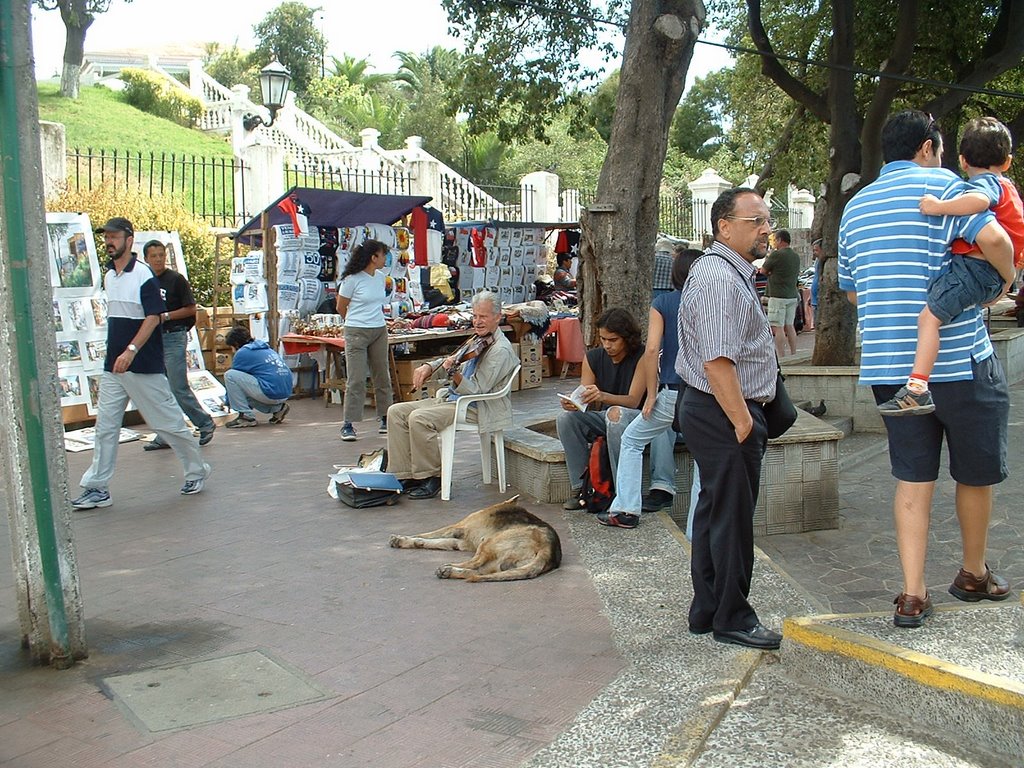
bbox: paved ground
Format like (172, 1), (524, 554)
(1, 328), (1021, 767)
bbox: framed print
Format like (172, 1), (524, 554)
(83, 339), (107, 370)
(58, 372), (87, 406)
(45, 213), (100, 295)
(56, 339), (82, 365)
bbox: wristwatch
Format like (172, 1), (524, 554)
(127, 344), (138, 353)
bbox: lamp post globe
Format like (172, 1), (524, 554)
(243, 61), (292, 132)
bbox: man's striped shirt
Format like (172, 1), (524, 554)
(676, 240), (776, 400)
(838, 160), (995, 385)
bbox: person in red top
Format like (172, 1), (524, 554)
(878, 116), (1022, 416)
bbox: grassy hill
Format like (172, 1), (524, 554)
(37, 82), (232, 158)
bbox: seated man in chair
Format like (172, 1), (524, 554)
(388, 291), (519, 500)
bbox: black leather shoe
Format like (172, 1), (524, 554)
(407, 476), (441, 499)
(400, 478), (425, 492)
(712, 623), (781, 650)
(688, 624), (712, 635)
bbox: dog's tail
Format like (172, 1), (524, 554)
(464, 552), (559, 582)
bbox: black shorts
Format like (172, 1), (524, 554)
(871, 355), (1009, 485)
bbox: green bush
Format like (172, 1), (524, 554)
(48, 186), (222, 305)
(119, 68), (203, 127)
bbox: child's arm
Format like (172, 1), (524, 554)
(919, 192), (990, 216)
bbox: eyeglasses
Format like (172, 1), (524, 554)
(725, 215), (777, 228)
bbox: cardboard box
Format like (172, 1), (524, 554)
(519, 364), (542, 389)
(394, 357), (435, 385)
(519, 342), (542, 365)
(196, 306), (236, 329)
(541, 354), (557, 378)
(198, 327), (233, 351)
(202, 350), (233, 371)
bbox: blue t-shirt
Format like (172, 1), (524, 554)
(652, 290), (682, 385)
(231, 340), (293, 399)
(838, 161), (994, 384)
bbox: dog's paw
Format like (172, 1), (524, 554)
(436, 565), (453, 579)
(388, 535), (403, 548)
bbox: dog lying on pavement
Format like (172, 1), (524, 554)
(388, 496), (562, 582)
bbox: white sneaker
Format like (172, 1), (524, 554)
(72, 487), (111, 510)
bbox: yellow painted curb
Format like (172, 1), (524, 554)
(785, 616), (1024, 710)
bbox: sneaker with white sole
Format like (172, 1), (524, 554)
(181, 463), (212, 496)
(226, 414), (258, 428)
(72, 487), (112, 510)
(270, 402), (290, 424)
(378, 417), (388, 435)
(878, 386), (934, 416)
(340, 423), (357, 441)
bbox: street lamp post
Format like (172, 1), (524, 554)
(242, 61), (292, 132)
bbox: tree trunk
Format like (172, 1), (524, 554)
(58, 1), (93, 99)
(578, 1), (704, 343)
(809, 1), (860, 365)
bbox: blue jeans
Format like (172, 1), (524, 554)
(162, 329), (214, 433)
(606, 388), (678, 515)
(224, 369), (288, 416)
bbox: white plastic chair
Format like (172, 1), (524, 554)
(439, 364), (521, 501)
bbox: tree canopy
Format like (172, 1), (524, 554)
(717, 0), (1024, 363)
(34, 0), (133, 98)
(251, 1), (326, 100)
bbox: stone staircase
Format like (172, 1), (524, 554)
(146, 60), (509, 218)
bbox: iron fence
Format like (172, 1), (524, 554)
(66, 148), (248, 229)
(284, 161), (411, 196)
(565, 188), (706, 242)
(439, 174), (534, 223)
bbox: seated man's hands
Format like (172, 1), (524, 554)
(411, 363), (433, 390)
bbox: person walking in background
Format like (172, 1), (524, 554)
(140, 239), (216, 451)
(877, 116), (1022, 416)
(223, 327), (292, 428)
(336, 239), (394, 441)
(73, 218), (210, 510)
(760, 229), (801, 357)
(677, 188), (782, 651)
(597, 249), (704, 529)
(808, 238), (824, 331)
(838, 109), (1012, 628)
(559, 308), (647, 511)
(651, 239), (678, 298)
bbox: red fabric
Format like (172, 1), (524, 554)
(410, 207), (429, 266)
(280, 333), (345, 355)
(951, 177), (1024, 268)
(276, 193), (309, 235)
(431, 314), (450, 328)
(470, 227), (487, 267)
(544, 317), (585, 363)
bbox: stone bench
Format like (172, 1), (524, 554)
(991, 327), (1024, 385)
(500, 406), (842, 536)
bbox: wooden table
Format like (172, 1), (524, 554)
(281, 327), (487, 405)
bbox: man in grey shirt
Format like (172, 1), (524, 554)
(761, 229), (802, 357)
(676, 187), (781, 650)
